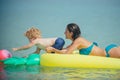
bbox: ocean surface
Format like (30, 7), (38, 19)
(0, 64), (120, 80)
(0, 0), (120, 80)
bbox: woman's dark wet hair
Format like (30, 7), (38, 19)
(67, 23), (81, 40)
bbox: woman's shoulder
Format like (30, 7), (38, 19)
(72, 37), (83, 45)
(75, 37), (88, 43)
(75, 37), (92, 46)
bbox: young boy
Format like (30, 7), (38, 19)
(12, 27), (65, 54)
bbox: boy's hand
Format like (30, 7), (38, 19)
(12, 48), (18, 51)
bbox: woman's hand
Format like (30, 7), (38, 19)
(46, 47), (54, 53)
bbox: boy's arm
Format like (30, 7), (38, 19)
(12, 43), (35, 51)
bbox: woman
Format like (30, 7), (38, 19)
(46, 23), (120, 58)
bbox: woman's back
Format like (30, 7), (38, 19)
(91, 46), (106, 57)
(77, 37), (106, 57)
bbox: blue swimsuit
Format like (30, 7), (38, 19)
(105, 44), (117, 57)
(79, 43), (118, 57)
(79, 42), (98, 55)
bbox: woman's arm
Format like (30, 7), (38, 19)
(46, 47), (67, 54)
(46, 40), (80, 54)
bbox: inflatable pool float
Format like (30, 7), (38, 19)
(40, 53), (120, 69)
(1, 53), (40, 65)
(0, 49), (12, 60)
(1, 51), (120, 69)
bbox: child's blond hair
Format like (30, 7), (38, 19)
(25, 27), (41, 39)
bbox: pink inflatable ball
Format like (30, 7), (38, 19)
(0, 49), (12, 60)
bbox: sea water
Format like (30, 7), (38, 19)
(0, 64), (120, 80)
(0, 0), (120, 80)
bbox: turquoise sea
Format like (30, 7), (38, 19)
(0, 64), (120, 80)
(0, 0), (120, 80)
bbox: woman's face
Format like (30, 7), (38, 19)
(64, 28), (72, 39)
